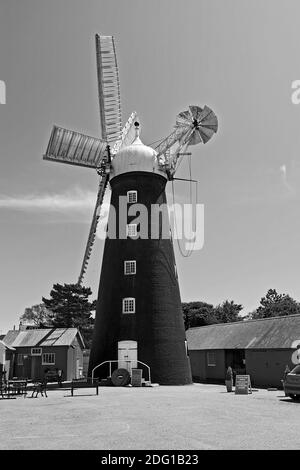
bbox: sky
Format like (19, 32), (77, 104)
(1, 0), (300, 332)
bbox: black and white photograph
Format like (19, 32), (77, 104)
(1, 0), (300, 456)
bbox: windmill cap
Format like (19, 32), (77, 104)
(110, 132), (167, 180)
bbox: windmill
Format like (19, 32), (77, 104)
(43, 35), (218, 385)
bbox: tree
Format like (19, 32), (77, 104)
(250, 288), (300, 319)
(214, 300), (243, 323)
(42, 283), (96, 347)
(182, 301), (218, 329)
(182, 299), (243, 330)
(19, 303), (52, 328)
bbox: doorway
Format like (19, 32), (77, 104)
(225, 349), (246, 375)
(118, 340), (137, 373)
(31, 356), (41, 380)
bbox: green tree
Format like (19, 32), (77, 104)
(214, 300), (243, 323)
(42, 283), (96, 347)
(251, 288), (300, 319)
(182, 301), (217, 329)
(19, 303), (52, 328)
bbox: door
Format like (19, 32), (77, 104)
(225, 350), (246, 373)
(118, 341), (137, 373)
(76, 359), (83, 379)
(31, 356), (41, 381)
(23, 355), (31, 379)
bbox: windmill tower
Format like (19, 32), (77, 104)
(43, 35), (218, 385)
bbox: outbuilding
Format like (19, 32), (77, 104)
(0, 339), (15, 381)
(2, 328), (85, 382)
(186, 314), (300, 388)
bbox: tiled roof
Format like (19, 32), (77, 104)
(186, 314), (300, 350)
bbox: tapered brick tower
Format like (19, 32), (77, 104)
(88, 130), (192, 385)
(42, 35), (217, 386)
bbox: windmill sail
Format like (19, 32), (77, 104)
(95, 35), (122, 145)
(155, 105), (218, 177)
(44, 126), (108, 169)
(78, 173), (109, 285)
(111, 111), (139, 155)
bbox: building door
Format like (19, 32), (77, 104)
(118, 341), (137, 373)
(31, 356), (41, 380)
(225, 350), (246, 375)
(76, 359), (83, 379)
(23, 355), (31, 379)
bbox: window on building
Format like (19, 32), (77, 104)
(207, 352), (216, 367)
(124, 260), (136, 275)
(42, 353), (55, 365)
(31, 348), (42, 356)
(126, 224), (137, 238)
(17, 354), (23, 366)
(127, 191), (137, 204)
(122, 297), (135, 314)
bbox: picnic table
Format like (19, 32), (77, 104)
(0, 379), (27, 399)
(8, 380), (28, 397)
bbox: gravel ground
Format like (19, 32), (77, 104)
(0, 383), (299, 450)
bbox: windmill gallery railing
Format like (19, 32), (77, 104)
(91, 360), (151, 384)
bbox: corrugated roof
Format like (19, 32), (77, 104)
(3, 328), (84, 348)
(3, 330), (20, 346)
(186, 314), (300, 350)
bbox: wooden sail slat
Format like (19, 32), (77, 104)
(77, 173), (110, 285)
(44, 125), (108, 169)
(95, 34), (122, 144)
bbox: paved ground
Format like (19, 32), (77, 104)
(0, 383), (299, 450)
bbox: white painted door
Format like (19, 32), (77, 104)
(118, 340), (137, 372)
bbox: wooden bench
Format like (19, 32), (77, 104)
(71, 378), (99, 396)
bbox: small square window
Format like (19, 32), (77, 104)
(122, 297), (135, 314)
(31, 348), (42, 356)
(42, 353), (55, 365)
(127, 191), (137, 203)
(124, 260), (136, 275)
(207, 352), (216, 367)
(126, 224), (137, 238)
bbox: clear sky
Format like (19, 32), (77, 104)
(1, 0), (300, 333)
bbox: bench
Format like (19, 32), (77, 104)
(71, 378), (99, 396)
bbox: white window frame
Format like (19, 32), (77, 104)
(207, 352), (216, 367)
(124, 260), (136, 275)
(127, 190), (137, 204)
(42, 353), (55, 365)
(126, 223), (137, 238)
(17, 354), (23, 366)
(31, 347), (42, 356)
(122, 297), (135, 314)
